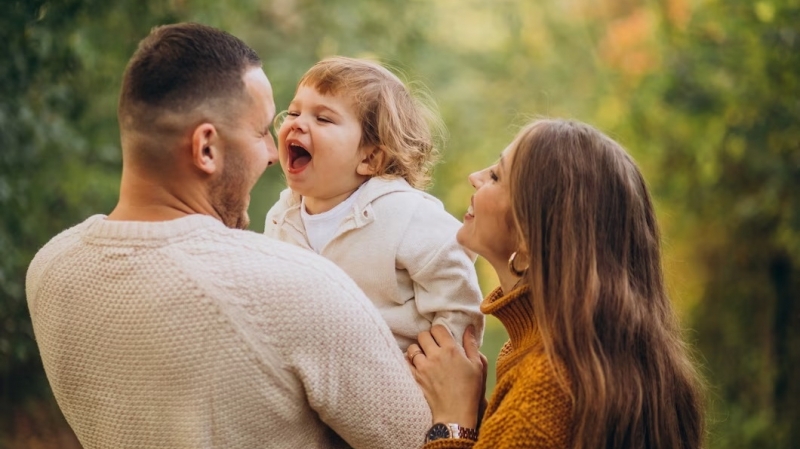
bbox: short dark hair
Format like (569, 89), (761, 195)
(118, 22), (261, 130)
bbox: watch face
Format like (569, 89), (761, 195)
(426, 423), (451, 441)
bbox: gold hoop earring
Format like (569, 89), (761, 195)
(508, 251), (528, 277)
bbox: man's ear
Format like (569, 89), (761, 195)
(356, 145), (386, 176)
(191, 123), (220, 175)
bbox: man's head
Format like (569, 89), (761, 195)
(117, 23), (277, 229)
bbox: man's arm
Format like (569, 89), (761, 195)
(283, 268), (432, 449)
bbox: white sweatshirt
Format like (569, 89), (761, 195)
(266, 177), (484, 350)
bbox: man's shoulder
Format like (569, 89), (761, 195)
(201, 228), (380, 324)
(43, 214), (103, 244)
(205, 227), (361, 289)
(210, 226), (303, 257)
(28, 215), (104, 268)
(26, 215), (105, 305)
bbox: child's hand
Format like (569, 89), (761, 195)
(406, 325), (485, 429)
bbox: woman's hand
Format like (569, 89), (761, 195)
(407, 325), (486, 428)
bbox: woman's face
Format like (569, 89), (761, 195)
(457, 144), (519, 267)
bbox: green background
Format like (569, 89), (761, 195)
(1, 0), (798, 447)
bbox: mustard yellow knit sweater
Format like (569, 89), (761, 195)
(424, 286), (573, 449)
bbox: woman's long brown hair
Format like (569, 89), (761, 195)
(509, 119), (705, 448)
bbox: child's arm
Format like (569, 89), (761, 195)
(397, 199), (485, 346)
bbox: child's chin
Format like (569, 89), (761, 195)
(287, 182), (308, 195)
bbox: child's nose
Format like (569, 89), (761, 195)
(290, 114), (309, 132)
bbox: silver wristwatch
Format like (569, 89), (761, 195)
(425, 422), (479, 442)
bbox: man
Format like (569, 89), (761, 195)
(26, 23), (430, 448)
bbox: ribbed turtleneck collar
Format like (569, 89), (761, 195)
(480, 284), (541, 351)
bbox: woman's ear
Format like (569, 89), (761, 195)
(191, 123), (220, 175)
(511, 225), (531, 265)
(356, 145), (386, 176)
(516, 248), (531, 268)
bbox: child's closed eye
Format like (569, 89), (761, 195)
(316, 116), (333, 124)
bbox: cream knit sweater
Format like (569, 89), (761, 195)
(26, 214), (431, 448)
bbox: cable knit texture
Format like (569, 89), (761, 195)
(26, 214), (431, 449)
(424, 286), (573, 449)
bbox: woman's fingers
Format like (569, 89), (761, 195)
(406, 343), (425, 366)
(430, 324), (456, 348)
(417, 325), (478, 365)
(479, 352), (489, 385)
(417, 328), (438, 353)
(409, 325), (485, 428)
(462, 325), (480, 360)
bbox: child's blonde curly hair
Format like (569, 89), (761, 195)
(297, 56), (445, 190)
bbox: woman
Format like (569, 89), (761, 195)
(406, 119), (705, 448)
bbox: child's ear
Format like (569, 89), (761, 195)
(356, 145), (386, 176)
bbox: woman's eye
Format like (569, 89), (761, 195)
(490, 170), (499, 182)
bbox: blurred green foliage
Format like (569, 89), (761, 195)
(0, 0), (797, 447)
(1, 0), (115, 405)
(629, 2), (800, 446)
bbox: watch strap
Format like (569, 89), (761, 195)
(425, 422), (479, 442)
(449, 423), (478, 441)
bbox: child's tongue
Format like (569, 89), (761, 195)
(292, 153), (311, 169)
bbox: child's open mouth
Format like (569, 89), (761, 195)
(287, 143), (312, 171)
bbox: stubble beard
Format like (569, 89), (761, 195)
(210, 153), (250, 230)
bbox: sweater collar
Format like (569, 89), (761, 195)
(480, 284), (541, 350)
(82, 214), (225, 243)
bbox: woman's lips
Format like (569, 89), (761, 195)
(464, 200), (474, 220)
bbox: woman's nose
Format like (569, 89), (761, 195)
(468, 170), (483, 189)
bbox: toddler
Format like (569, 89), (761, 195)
(265, 56), (484, 350)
